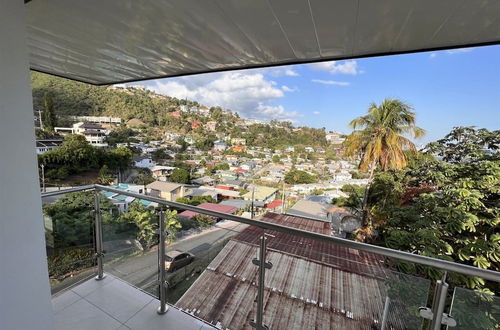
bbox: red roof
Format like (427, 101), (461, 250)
(235, 168), (248, 173)
(178, 203), (238, 219)
(266, 200), (283, 209)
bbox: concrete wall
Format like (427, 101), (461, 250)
(0, 1), (55, 329)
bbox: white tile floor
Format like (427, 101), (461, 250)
(51, 274), (214, 330)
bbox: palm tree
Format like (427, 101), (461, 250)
(344, 98), (425, 227)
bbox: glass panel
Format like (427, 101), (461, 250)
(174, 218), (431, 330)
(449, 287), (500, 330)
(101, 195), (159, 298)
(166, 224), (235, 304)
(42, 191), (96, 294)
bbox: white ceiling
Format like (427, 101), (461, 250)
(26, 0), (500, 85)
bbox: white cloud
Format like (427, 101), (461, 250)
(309, 60), (358, 75)
(281, 85), (298, 92)
(311, 79), (350, 86)
(149, 72), (300, 122)
(269, 68), (300, 77)
(446, 48), (474, 54)
(255, 103), (302, 122)
(313, 111), (320, 115)
(429, 48), (473, 58)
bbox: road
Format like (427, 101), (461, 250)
(104, 221), (248, 291)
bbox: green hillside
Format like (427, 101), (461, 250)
(31, 72), (329, 148)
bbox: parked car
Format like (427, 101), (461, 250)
(165, 250), (194, 272)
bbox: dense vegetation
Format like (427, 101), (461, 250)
(284, 169), (317, 184)
(343, 127), (499, 293)
(38, 134), (133, 181)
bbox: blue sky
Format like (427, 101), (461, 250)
(139, 45), (500, 144)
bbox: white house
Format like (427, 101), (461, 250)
(55, 122), (108, 147)
(134, 156), (156, 169)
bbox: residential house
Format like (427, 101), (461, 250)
(305, 146), (315, 153)
(243, 185), (278, 203)
(35, 139), (63, 154)
(204, 121), (217, 131)
(286, 199), (331, 222)
(146, 181), (185, 201)
(151, 165), (176, 181)
(191, 120), (202, 130)
(230, 137), (246, 145)
(232, 145), (246, 153)
(133, 156), (156, 169)
(184, 136), (196, 145)
(68, 116), (121, 125)
(326, 131), (345, 144)
(177, 202), (237, 219)
(191, 176), (216, 186)
(285, 146), (295, 153)
(213, 141), (228, 152)
(55, 122), (108, 147)
(177, 213), (401, 330)
(240, 161), (256, 171)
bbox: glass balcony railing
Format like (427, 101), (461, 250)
(41, 184), (500, 329)
(42, 189), (97, 294)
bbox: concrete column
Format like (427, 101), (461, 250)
(0, 1), (55, 329)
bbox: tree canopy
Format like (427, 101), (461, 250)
(170, 168), (191, 184)
(349, 127), (499, 293)
(284, 169), (317, 184)
(344, 98), (425, 172)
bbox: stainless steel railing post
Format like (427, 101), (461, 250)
(381, 296), (390, 330)
(94, 190), (106, 280)
(250, 234), (272, 330)
(157, 210), (169, 315)
(429, 279), (449, 330)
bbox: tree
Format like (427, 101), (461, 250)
(358, 127), (500, 294)
(42, 92), (57, 131)
(192, 214), (215, 229)
(119, 202), (180, 249)
(343, 98), (425, 226)
(426, 126), (499, 163)
(97, 165), (114, 185)
(170, 168), (190, 184)
(284, 169), (317, 184)
(133, 169), (155, 186)
(43, 192), (114, 248)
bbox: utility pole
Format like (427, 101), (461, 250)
(280, 180), (286, 214)
(37, 109), (43, 130)
(250, 185), (255, 219)
(41, 164), (46, 192)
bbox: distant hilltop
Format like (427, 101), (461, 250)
(31, 72), (345, 149)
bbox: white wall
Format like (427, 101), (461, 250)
(0, 1), (55, 329)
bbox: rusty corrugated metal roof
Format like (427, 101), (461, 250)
(176, 213), (426, 330)
(234, 213), (386, 277)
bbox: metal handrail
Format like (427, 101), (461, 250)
(41, 184), (500, 283)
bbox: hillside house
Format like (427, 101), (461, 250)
(146, 181), (185, 201)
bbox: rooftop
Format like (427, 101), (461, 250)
(242, 186), (278, 201)
(146, 181), (183, 192)
(286, 200), (331, 222)
(178, 202), (238, 219)
(176, 213), (417, 329)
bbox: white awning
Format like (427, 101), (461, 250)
(26, 0), (500, 85)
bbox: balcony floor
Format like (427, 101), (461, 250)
(52, 274), (214, 330)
